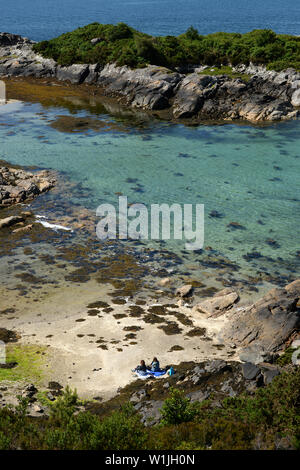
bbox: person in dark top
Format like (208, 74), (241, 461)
(151, 357), (160, 372)
(133, 360), (147, 375)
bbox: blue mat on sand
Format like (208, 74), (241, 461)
(147, 369), (167, 377)
(135, 369), (167, 379)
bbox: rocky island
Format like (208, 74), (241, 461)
(0, 25), (300, 123)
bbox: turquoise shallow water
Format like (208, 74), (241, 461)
(0, 97), (299, 288)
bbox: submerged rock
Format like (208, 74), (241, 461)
(0, 215), (24, 229)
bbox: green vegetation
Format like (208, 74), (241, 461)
(33, 23), (300, 71)
(0, 368), (299, 450)
(198, 65), (251, 82)
(0, 344), (46, 383)
(276, 347), (300, 366)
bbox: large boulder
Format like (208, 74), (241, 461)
(193, 288), (239, 317)
(291, 89), (300, 107)
(97, 64), (180, 111)
(239, 345), (274, 364)
(173, 74), (217, 118)
(56, 64), (90, 84)
(220, 281), (300, 352)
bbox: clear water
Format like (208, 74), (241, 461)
(0, 98), (299, 289)
(0, 1), (299, 296)
(1, 0), (300, 41)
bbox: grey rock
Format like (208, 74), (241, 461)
(291, 89), (300, 107)
(205, 360), (227, 374)
(187, 390), (210, 402)
(84, 63), (102, 84)
(138, 399), (164, 426)
(259, 363), (281, 385)
(220, 381), (237, 397)
(56, 64), (90, 84)
(32, 404), (44, 413)
(97, 64), (180, 111)
(239, 345), (273, 365)
(193, 365), (205, 375)
(133, 402), (143, 411)
(90, 38), (102, 45)
(173, 74), (217, 118)
(291, 339), (300, 349)
(0, 166), (55, 207)
(241, 362), (260, 380)
(130, 389), (148, 404)
(22, 384), (37, 399)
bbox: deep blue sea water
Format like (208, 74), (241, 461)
(0, 0), (300, 41)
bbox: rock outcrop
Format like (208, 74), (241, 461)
(193, 287), (239, 317)
(0, 165), (55, 207)
(0, 33), (300, 123)
(220, 280), (300, 352)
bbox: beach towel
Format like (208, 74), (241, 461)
(146, 369), (167, 377)
(134, 369), (167, 379)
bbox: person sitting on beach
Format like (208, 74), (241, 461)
(133, 360), (147, 375)
(151, 357), (160, 372)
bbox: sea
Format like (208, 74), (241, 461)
(0, 0), (299, 300)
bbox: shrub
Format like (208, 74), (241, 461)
(276, 347), (297, 366)
(33, 23), (300, 71)
(160, 388), (199, 425)
(0, 369), (299, 450)
(185, 26), (200, 41)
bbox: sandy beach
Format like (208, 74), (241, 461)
(0, 277), (237, 400)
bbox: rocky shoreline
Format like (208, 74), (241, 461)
(1, 32), (300, 123)
(0, 164), (55, 234)
(0, 164), (55, 206)
(0, 278), (299, 420)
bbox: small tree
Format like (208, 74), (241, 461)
(160, 388), (198, 425)
(185, 26), (199, 41)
